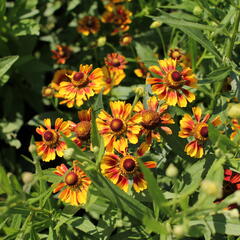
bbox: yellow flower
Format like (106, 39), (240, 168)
(77, 16), (100, 36)
(53, 162), (91, 206)
(96, 101), (142, 152)
(35, 118), (71, 162)
(56, 64), (103, 108)
(178, 107), (221, 158)
(147, 58), (197, 107)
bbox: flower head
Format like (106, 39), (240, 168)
(134, 96), (174, 155)
(178, 107), (221, 158)
(147, 58), (197, 107)
(101, 4), (132, 35)
(51, 45), (71, 64)
(77, 16), (100, 36)
(120, 34), (133, 46)
(50, 69), (73, 91)
(41, 86), (55, 98)
(101, 145), (156, 192)
(105, 53), (127, 70)
(93, 66), (125, 95)
(35, 118), (71, 162)
(53, 162), (91, 206)
(96, 101), (142, 152)
(56, 64), (103, 108)
(69, 108), (92, 149)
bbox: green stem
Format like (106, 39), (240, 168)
(196, 49), (206, 68)
(156, 28), (167, 58)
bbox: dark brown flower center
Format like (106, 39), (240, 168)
(112, 59), (121, 67)
(65, 172), (78, 186)
(86, 18), (94, 28)
(142, 110), (160, 130)
(110, 119), (124, 132)
(171, 71), (182, 82)
(75, 121), (91, 140)
(200, 126), (208, 138)
(123, 158), (136, 172)
(43, 131), (54, 141)
(73, 72), (84, 81)
(106, 77), (112, 84)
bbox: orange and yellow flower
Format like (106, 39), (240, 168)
(53, 162), (91, 206)
(230, 119), (240, 140)
(101, 4), (132, 35)
(69, 108), (92, 149)
(93, 66), (125, 95)
(96, 101), (142, 152)
(147, 58), (197, 107)
(120, 34), (133, 46)
(104, 53), (127, 70)
(134, 96), (174, 156)
(41, 86), (55, 98)
(178, 107), (221, 158)
(77, 16), (100, 36)
(101, 145), (156, 192)
(35, 118), (71, 162)
(51, 45), (72, 64)
(50, 69), (73, 91)
(56, 64), (103, 108)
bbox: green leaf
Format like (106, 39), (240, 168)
(208, 214), (240, 235)
(209, 123), (237, 152)
(12, 19), (39, 36)
(0, 0), (6, 18)
(151, 11), (221, 61)
(159, 123), (193, 161)
(135, 42), (158, 68)
(0, 55), (19, 81)
(91, 92), (105, 167)
(0, 165), (13, 195)
(190, 214), (240, 236)
(152, 12), (216, 31)
(199, 66), (232, 84)
(138, 160), (168, 218)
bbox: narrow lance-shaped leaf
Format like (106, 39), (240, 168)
(138, 159), (169, 218)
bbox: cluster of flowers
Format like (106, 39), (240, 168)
(37, 48), (240, 207)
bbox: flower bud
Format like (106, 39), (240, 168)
(93, 146), (99, 153)
(150, 21), (162, 29)
(28, 144), (36, 153)
(134, 86), (144, 96)
(173, 225), (185, 237)
(227, 103), (240, 118)
(97, 36), (106, 47)
(63, 148), (74, 160)
(193, 6), (203, 16)
(42, 86), (54, 97)
(166, 163), (178, 177)
(22, 172), (34, 184)
(201, 180), (221, 197)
